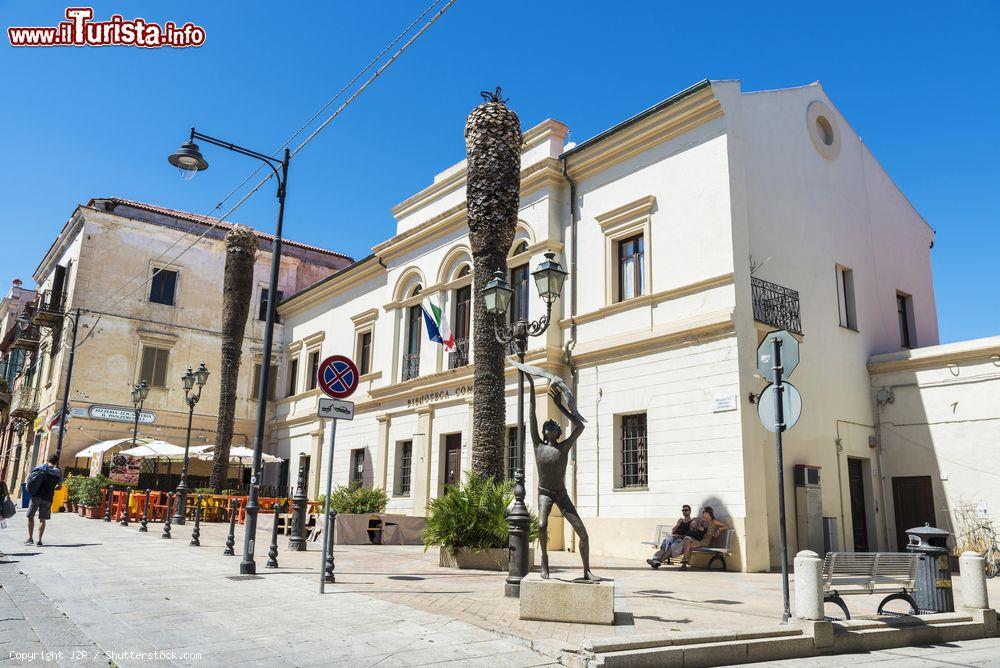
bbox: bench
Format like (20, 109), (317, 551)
(822, 552), (919, 619)
(641, 524), (734, 570)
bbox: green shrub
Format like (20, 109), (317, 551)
(327, 483), (388, 515)
(64, 474), (85, 503)
(423, 472), (538, 552)
(76, 477), (103, 507)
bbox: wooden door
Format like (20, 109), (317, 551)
(892, 476), (936, 551)
(444, 434), (462, 487)
(847, 458), (870, 552)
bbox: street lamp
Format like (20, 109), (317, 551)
(168, 127), (290, 574)
(172, 362), (209, 525)
(482, 251), (568, 597)
(130, 379), (150, 448)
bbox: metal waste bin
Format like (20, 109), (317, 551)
(905, 523), (954, 613)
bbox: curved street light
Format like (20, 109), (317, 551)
(172, 362), (209, 525)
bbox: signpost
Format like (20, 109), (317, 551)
(756, 330), (802, 624)
(316, 355), (358, 594)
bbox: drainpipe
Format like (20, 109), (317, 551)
(873, 389), (893, 549)
(561, 157), (579, 552)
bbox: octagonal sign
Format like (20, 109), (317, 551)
(756, 329), (800, 378)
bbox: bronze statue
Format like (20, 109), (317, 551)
(517, 362), (598, 582)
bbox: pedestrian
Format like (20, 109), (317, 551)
(25, 454), (62, 546)
(678, 506), (727, 571)
(647, 504), (695, 568)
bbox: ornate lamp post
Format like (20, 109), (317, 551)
(172, 362), (209, 525)
(482, 251), (568, 597)
(130, 379), (150, 447)
(170, 128), (289, 575)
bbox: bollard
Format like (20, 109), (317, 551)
(266, 504), (281, 568)
(120, 487), (131, 526)
(793, 550), (824, 620)
(104, 485), (115, 522)
(190, 495), (202, 546)
(223, 499), (237, 556)
(288, 462), (308, 552)
(959, 551), (990, 610)
(138, 489), (151, 532)
(161, 493), (174, 539)
(324, 509), (337, 583)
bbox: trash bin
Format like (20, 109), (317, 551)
(906, 523), (954, 613)
(20, 483), (29, 508)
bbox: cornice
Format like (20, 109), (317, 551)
(560, 273), (734, 328)
(279, 258), (384, 316)
(570, 309), (736, 367)
(302, 331), (325, 348)
(595, 195), (657, 233)
(564, 88), (723, 182)
(868, 339), (1000, 375)
(351, 308), (379, 327)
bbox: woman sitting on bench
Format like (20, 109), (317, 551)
(679, 506), (727, 571)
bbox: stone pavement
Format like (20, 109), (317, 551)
(0, 513), (554, 667)
(747, 636), (1000, 666)
(2, 512), (998, 666)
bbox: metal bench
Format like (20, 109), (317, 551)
(641, 525), (734, 570)
(821, 552), (919, 619)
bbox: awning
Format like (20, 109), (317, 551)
(191, 445), (282, 464)
(118, 440), (186, 459)
(75, 439), (134, 458)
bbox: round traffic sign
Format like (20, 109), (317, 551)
(317, 355), (359, 399)
(757, 382), (803, 432)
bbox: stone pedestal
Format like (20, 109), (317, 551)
(959, 551), (990, 610)
(519, 573), (614, 625)
(793, 550), (824, 620)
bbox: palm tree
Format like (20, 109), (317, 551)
(209, 225), (257, 491)
(465, 88), (522, 479)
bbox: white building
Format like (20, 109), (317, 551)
(273, 79), (937, 571)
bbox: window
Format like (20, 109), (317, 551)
(836, 266), (857, 330)
(148, 268), (177, 306)
(897, 292), (914, 348)
(286, 358), (299, 397)
(403, 304), (422, 381)
(307, 350), (320, 390)
(251, 363), (278, 400)
(356, 331), (372, 376)
(506, 426), (519, 480)
(450, 285), (471, 369)
(509, 263), (529, 324)
(139, 346), (170, 387)
(258, 288), (284, 322)
(619, 413), (648, 488)
(350, 448), (366, 486)
(396, 441), (412, 496)
(512, 240), (528, 256)
(618, 234), (645, 301)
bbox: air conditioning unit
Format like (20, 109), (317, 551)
(794, 464), (824, 554)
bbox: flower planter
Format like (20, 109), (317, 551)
(82, 505), (102, 519)
(438, 546), (534, 571)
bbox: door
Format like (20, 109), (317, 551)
(892, 476), (936, 551)
(847, 458), (870, 552)
(444, 434), (462, 488)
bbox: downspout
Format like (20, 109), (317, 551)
(873, 390), (893, 549)
(561, 157), (579, 552)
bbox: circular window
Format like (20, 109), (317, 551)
(807, 100), (841, 160)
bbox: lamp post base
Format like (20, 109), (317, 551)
(505, 469), (531, 599)
(172, 485), (189, 526)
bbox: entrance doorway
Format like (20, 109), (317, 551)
(847, 458), (870, 552)
(891, 475), (936, 551)
(443, 434), (462, 488)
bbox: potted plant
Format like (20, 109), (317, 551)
(63, 474), (83, 512)
(325, 483), (389, 545)
(77, 477), (104, 519)
(424, 472), (538, 570)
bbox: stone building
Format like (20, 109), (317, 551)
(0, 197), (350, 493)
(272, 79), (938, 571)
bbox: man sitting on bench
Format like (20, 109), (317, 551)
(679, 506), (727, 571)
(647, 504), (695, 568)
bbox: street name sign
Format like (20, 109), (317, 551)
(756, 330), (799, 378)
(317, 397), (355, 421)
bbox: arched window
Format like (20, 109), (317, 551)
(410, 285), (422, 298)
(512, 240), (528, 256)
(457, 264), (471, 278)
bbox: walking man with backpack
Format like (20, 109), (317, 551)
(25, 454), (62, 546)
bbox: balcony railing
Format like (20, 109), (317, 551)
(32, 290), (65, 327)
(751, 277), (802, 335)
(448, 337), (470, 369)
(11, 323), (41, 351)
(10, 386), (40, 419)
(401, 352), (420, 381)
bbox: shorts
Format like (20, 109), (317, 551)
(27, 497), (52, 521)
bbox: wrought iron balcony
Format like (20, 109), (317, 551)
(32, 290), (65, 328)
(751, 277), (802, 335)
(448, 337), (470, 369)
(11, 323), (41, 351)
(401, 352), (420, 381)
(10, 386), (40, 419)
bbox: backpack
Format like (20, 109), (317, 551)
(26, 466), (56, 499)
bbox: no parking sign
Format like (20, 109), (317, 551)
(317, 355), (359, 399)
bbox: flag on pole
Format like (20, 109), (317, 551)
(421, 298), (455, 353)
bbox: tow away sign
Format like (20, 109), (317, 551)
(317, 397), (355, 421)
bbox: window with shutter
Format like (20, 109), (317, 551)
(149, 269), (178, 306)
(140, 347), (170, 387)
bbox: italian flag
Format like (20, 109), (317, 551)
(421, 298), (455, 353)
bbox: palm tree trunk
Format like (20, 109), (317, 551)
(465, 88), (522, 480)
(210, 226), (257, 491)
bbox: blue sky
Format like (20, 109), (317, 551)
(1, 1), (997, 343)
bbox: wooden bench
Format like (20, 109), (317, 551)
(822, 552), (919, 619)
(641, 525), (734, 570)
